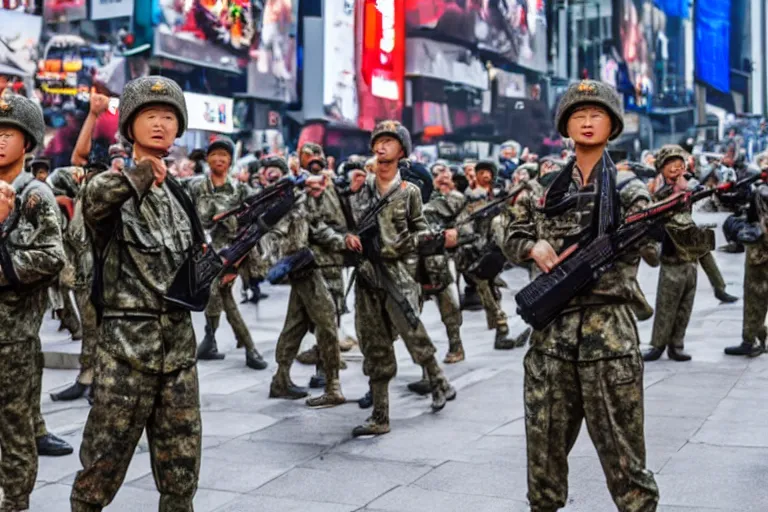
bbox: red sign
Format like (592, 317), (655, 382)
(357, 0), (405, 131)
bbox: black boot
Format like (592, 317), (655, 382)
(50, 381), (89, 402)
(269, 366), (309, 399)
(460, 285), (483, 311)
(309, 366), (326, 389)
(725, 340), (764, 357)
(642, 347), (664, 361)
(667, 345), (692, 362)
(248, 278), (269, 303)
(715, 288), (739, 303)
(493, 324), (516, 350)
(407, 367), (432, 395)
(197, 317), (225, 360)
(245, 348), (268, 370)
(358, 390), (373, 409)
(37, 433), (74, 456)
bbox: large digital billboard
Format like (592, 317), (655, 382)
(357, 0), (405, 131)
(617, 0), (653, 98)
(694, 0), (730, 93)
(0, 0), (41, 15)
(153, 0), (298, 103)
(0, 11), (42, 77)
(323, 0), (358, 125)
(44, 0), (86, 23)
(404, 0), (548, 72)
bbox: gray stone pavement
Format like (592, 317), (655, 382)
(23, 213), (768, 511)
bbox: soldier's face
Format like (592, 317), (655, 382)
(661, 158), (685, 184)
(434, 169), (454, 193)
(131, 106), (179, 153)
(0, 126), (26, 168)
(207, 148), (231, 175)
(566, 106), (612, 146)
(34, 169), (49, 182)
(373, 135), (404, 164)
(476, 169), (493, 188)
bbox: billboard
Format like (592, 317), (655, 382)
(0, 11), (42, 77)
(44, 0), (86, 23)
(695, 0), (730, 93)
(91, 0), (134, 20)
(153, 0), (298, 103)
(617, 0), (653, 99)
(323, 0), (358, 125)
(0, 0), (41, 15)
(406, 38), (488, 90)
(357, 0), (405, 131)
(184, 92), (235, 134)
(405, 0), (548, 72)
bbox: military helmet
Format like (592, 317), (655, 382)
(30, 158), (51, 176)
(260, 156), (289, 175)
(370, 120), (412, 157)
(207, 135), (235, 158)
(118, 76), (187, 143)
(0, 92), (45, 152)
(655, 145), (688, 173)
(555, 80), (624, 141)
(475, 160), (498, 181)
(108, 144), (128, 160)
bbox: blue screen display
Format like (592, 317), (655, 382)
(695, 0), (731, 93)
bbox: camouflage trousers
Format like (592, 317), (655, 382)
(71, 348), (201, 512)
(75, 287), (98, 385)
(321, 266), (346, 321)
(205, 277), (255, 351)
(524, 350), (659, 512)
(651, 262), (697, 350)
(699, 252), (726, 292)
(355, 281), (437, 382)
(476, 279), (507, 330)
(742, 254), (768, 345)
(32, 337), (47, 439)
(434, 285), (462, 330)
(0, 341), (38, 512)
(274, 268), (340, 373)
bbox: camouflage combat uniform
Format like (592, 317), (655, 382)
(502, 156), (659, 511)
(268, 192), (346, 406)
(0, 172), (66, 512)
(422, 189), (465, 362)
(348, 173), (454, 434)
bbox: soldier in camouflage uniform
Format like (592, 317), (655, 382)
(70, 76), (202, 511)
(456, 160), (516, 349)
(0, 93), (67, 512)
(501, 81), (659, 511)
(264, 156), (347, 408)
(643, 145), (713, 363)
(188, 136), (268, 370)
(51, 162), (108, 403)
(346, 120), (456, 437)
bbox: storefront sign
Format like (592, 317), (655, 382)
(90, 0), (133, 20)
(184, 92), (234, 134)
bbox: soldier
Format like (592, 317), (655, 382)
(643, 145), (713, 362)
(346, 120), (456, 436)
(30, 158), (51, 182)
(456, 160), (516, 349)
(264, 155), (346, 408)
(70, 76), (202, 511)
(501, 81), (659, 510)
(51, 161), (108, 402)
(189, 136), (268, 370)
(0, 93), (68, 512)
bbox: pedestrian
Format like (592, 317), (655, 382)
(0, 92), (68, 512)
(500, 80), (660, 511)
(70, 76), (202, 511)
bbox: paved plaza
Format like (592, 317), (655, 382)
(27, 213), (768, 511)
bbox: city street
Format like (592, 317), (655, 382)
(31, 212), (768, 512)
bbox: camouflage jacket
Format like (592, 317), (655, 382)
(424, 190), (465, 230)
(502, 155), (651, 361)
(347, 173), (429, 311)
(654, 183), (712, 264)
(746, 183), (768, 266)
(82, 163), (194, 372)
(0, 171), (66, 344)
(188, 174), (253, 251)
(307, 184), (349, 268)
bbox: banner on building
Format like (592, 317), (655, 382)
(0, 11), (41, 77)
(91, 0), (133, 20)
(406, 38), (488, 90)
(323, 0), (358, 125)
(695, 0), (731, 93)
(357, 0), (405, 131)
(494, 69), (527, 99)
(44, 0), (86, 23)
(184, 92), (235, 134)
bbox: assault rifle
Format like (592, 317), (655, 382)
(515, 172), (768, 330)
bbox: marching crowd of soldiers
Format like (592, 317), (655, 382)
(2, 75), (768, 512)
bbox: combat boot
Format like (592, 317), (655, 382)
(309, 366), (326, 389)
(197, 316), (225, 360)
(494, 324), (516, 350)
(306, 369), (345, 408)
(352, 381), (390, 436)
(245, 348), (268, 370)
(424, 358), (457, 412)
(715, 288), (739, 303)
(37, 433), (74, 456)
(248, 277), (269, 303)
(460, 285), (483, 311)
(443, 325), (465, 364)
(407, 367), (432, 395)
(642, 347), (664, 361)
(296, 345), (319, 365)
(358, 390), (373, 409)
(667, 345), (692, 362)
(269, 365), (309, 399)
(50, 381), (89, 402)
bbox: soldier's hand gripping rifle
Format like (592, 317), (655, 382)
(515, 172), (768, 331)
(164, 176), (302, 311)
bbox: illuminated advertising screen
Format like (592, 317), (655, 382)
(44, 0), (86, 23)
(694, 0), (730, 93)
(154, 0), (298, 103)
(184, 92), (235, 134)
(323, 0), (358, 125)
(0, 11), (42, 77)
(617, 0), (653, 93)
(0, 0), (41, 15)
(357, 0), (405, 131)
